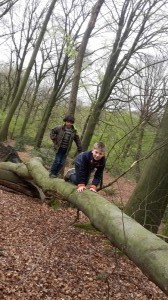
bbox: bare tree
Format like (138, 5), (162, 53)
(33, 0), (102, 148)
(2, 0), (46, 110)
(0, 0), (18, 18)
(105, 56), (168, 179)
(0, 0), (58, 141)
(19, 47), (53, 137)
(81, 0), (168, 150)
(129, 58), (168, 180)
(68, 0), (105, 115)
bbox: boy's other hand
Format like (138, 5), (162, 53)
(89, 185), (97, 193)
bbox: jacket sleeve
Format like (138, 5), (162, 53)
(74, 131), (82, 153)
(92, 164), (105, 186)
(75, 153), (89, 185)
(50, 126), (59, 140)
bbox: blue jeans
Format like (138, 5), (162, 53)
(50, 148), (67, 176)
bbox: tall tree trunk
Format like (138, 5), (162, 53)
(134, 123), (145, 182)
(68, 0), (104, 115)
(81, 105), (101, 150)
(10, 100), (24, 139)
(19, 83), (40, 137)
(80, 106), (93, 141)
(121, 131), (137, 161)
(34, 91), (56, 149)
(34, 54), (69, 148)
(125, 104), (168, 233)
(0, 0), (57, 141)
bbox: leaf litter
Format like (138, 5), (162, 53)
(0, 184), (168, 300)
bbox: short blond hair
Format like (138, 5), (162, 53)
(93, 142), (106, 152)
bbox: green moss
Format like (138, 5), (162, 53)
(162, 225), (168, 237)
(74, 222), (102, 235)
(49, 199), (60, 210)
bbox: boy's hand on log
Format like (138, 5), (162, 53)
(77, 184), (86, 192)
(89, 185), (97, 193)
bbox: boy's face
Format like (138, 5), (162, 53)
(65, 120), (73, 128)
(92, 148), (105, 160)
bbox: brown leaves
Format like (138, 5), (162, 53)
(0, 189), (167, 299)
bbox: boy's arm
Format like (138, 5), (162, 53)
(91, 164), (105, 189)
(77, 160), (88, 185)
(76, 153), (89, 192)
(74, 132), (82, 153)
(50, 126), (59, 140)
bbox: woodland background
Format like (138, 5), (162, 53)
(1, 0), (168, 299)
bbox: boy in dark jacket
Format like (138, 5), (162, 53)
(49, 114), (82, 178)
(64, 142), (106, 192)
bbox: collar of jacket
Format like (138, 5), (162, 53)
(62, 124), (75, 131)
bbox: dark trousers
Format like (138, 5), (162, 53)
(69, 163), (90, 185)
(50, 148), (67, 176)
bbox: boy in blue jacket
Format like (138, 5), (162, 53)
(64, 142), (106, 192)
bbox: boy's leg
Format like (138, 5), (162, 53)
(66, 164), (81, 185)
(67, 172), (78, 184)
(64, 168), (76, 182)
(64, 163), (90, 185)
(64, 163), (80, 184)
(50, 148), (67, 177)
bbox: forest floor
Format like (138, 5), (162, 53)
(0, 148), (168, 300)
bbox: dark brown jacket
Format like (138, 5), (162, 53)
(50, 124), (82, 153)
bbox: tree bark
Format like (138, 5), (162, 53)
(20, 82), (40, 137)
(125, 104), (168, 233)
(0, 143), (44, 199)
(0, 168), (44, 199)
(0, 161), (30, 178)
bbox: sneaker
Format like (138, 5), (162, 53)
(49, 173), (57, 178)
(64, 168), (75, 181)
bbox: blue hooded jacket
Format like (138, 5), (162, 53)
(75, 150), (105, 186)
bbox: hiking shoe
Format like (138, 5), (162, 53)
(49, 173), (57, 178)
(64, 168), (75, 181)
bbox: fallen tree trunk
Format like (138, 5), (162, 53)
(0, 144), (44, 199)
(0, 161), (30, 178)
(25, 157), (168, 295)
(0, 161), (44, 199)
(1, 157), (168, 295)
(0, 169), (40, 198)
